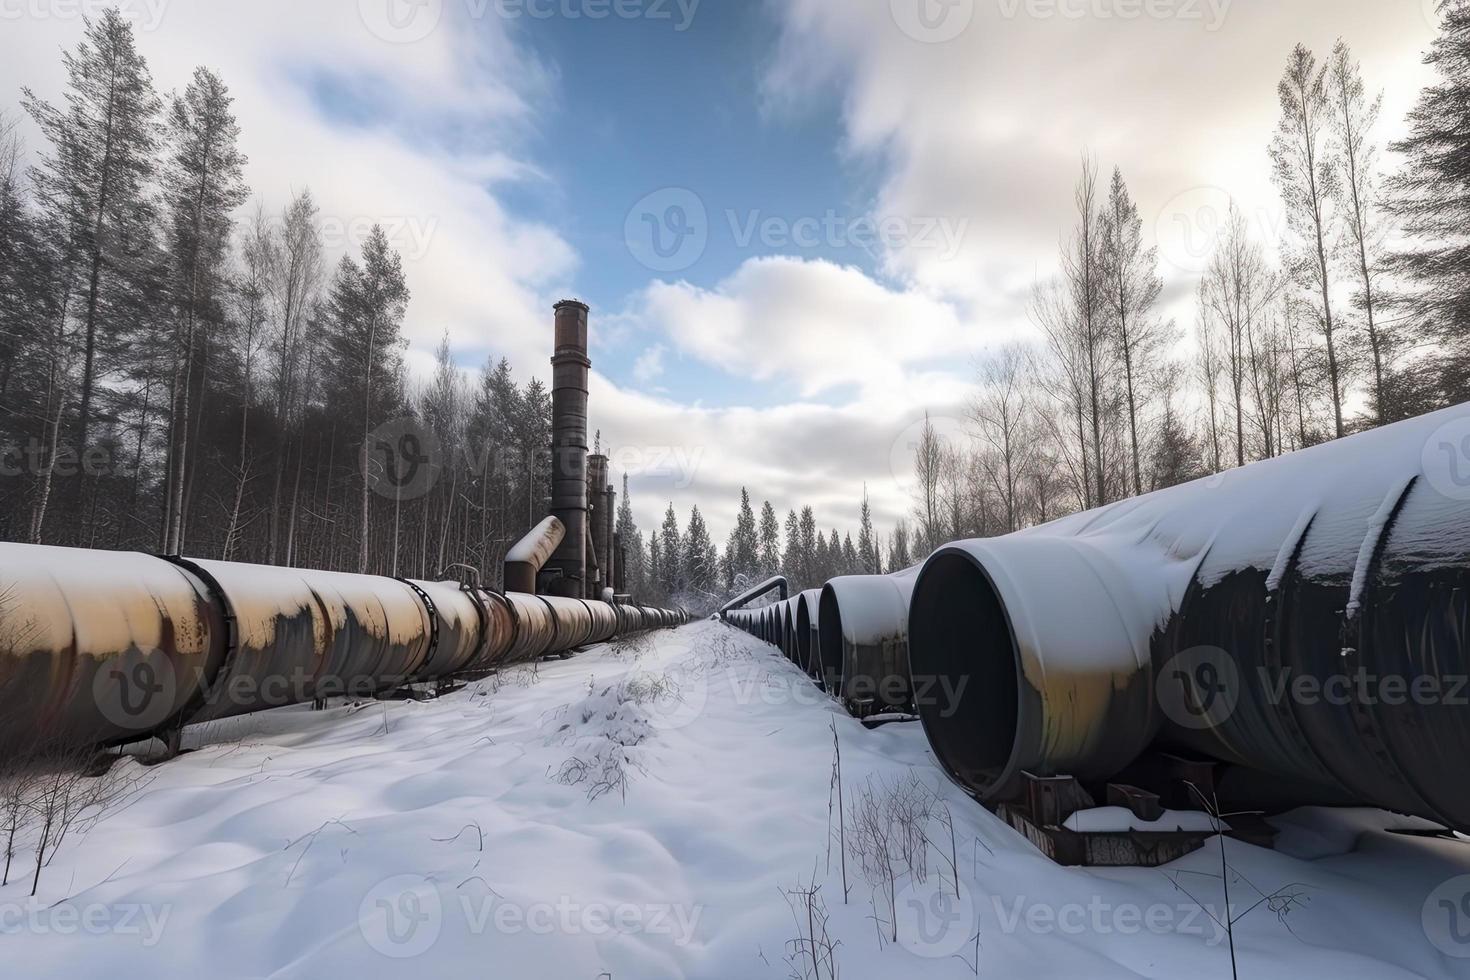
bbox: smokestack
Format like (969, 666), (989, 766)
(603, 481), (617, 600)
(588, 453), (609, 598)
(547, 300), (590, 598)
(614, 532), (626, 595)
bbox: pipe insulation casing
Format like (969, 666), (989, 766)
(907, 403), (1470, 829)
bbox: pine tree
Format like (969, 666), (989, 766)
(857, 486), (878, 574)
(758, 500), (781, 578)
(647, 532), (663, 604)
(659, 503), (682, 597)
(1390, 2), (1470, 400)
(781, 509), (801, 587)
(798, 507), (818, 588)
(728, 487), (759, 588)
(615, 473), (644, 598)
(682, 505), (717, 599)
(889, 519), (913, 572)
(23, 9), (163, 537)
(320, 226), (409, 572)
(160, 66), (248, 554)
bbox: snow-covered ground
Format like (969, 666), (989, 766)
(5, 620), (1470, 978)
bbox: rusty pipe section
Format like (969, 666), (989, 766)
(504, 516), (565, 596)
(0, 545), (224, 751)
(0, 542), (688, 755)
(908, 403), (1470, 830)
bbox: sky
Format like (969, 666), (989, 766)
(0, 0), (1446, 544)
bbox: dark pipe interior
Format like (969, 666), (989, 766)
(818, 588), (844, 693)
(908, 552), (1020, 797)
(796, 602), (814, 675)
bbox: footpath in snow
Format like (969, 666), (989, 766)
(4, 620), (1470, 978)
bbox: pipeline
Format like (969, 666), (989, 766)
(719, 575), (789, 615)
(719, 405), (1470, 831)
(0, 542), (689, 756)
(906, 403), (1470, 831)
(504, 516), (565, 596)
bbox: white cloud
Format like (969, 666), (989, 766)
(636, 255), (991, 398)
(632, 343), (668, 386)
(763, 0), (1439, 327)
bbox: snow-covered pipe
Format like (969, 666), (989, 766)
(503, 516), (565, 596)
(795, 589), (823, 680)
(818, 572), (917, 715)
(909, 403), (1470, 829)
(719, 575), (789, 615)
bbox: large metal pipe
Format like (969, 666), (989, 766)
(795, 589), (823, 679)
(178, 559), (434, 724)
(547, 300), (591, 599)
(818, 572), (916, 716)
(0, 545), (224, 751)
(502, 592), (558, 664)
(719, 576), (789, 615)
(407, 580), (489, 681)
(908, 403), (1470, 829)
(464, 589), (517, 673)
(504, 516), (565, 596)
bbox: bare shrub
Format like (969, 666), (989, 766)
(845, 772), (940, 944)
(23, 739), (154, 896)
(781, 871), (840, 980)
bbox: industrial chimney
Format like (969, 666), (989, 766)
(546, 300), (590, 598)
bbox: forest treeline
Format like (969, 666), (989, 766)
(3, 8), (1470, 614)
(872, 12), (1470, 575)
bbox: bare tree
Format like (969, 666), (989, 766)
(1100, 167), (1167, 496)
(1272, 43), (1346, 438)
(1326, 39), (1391, 424)
(972, 344), (1035, 533)
(1062, 156), (1113, 506)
